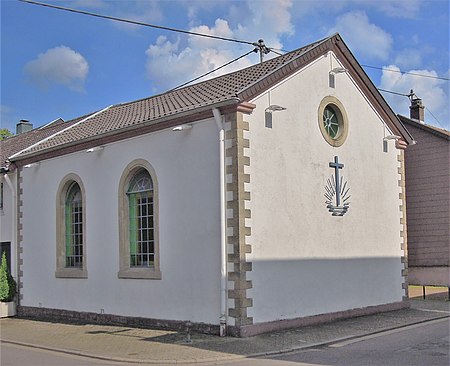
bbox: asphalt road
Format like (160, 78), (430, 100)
(1, 318), (449, 366)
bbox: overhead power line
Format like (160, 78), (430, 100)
(18, 0), (255, 46)
(169, 49), (257, 91)
(378, 88), (445, 129)
(378, 88), (409, 97)
(362, 64), (449, 81)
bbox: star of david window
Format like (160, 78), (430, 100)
(318, 96), (349, 147)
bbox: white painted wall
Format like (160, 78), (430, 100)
(20, 118), (222, 324)
(246, 53), (404, 323)
(0, 172), (17, 279)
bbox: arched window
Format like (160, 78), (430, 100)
(118, 160), (161, 279)
(56, 174), (87, 278)
(127, 169), (154, 268)
(65, 182), (83, 268)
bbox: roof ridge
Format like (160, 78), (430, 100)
(114, 35), (335, 109)
(236, 34), (335, 97)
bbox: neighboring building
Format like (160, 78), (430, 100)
(3, 33), (414, 337)
(399, 97), (450, 289)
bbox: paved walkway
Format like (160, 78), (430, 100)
(1, 299), (449, 364)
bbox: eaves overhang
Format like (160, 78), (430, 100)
(237, 35), (332, 102)
(236, 33), (414, 147)
(10, 97), (244, 166)
(329, 35), (415, 146)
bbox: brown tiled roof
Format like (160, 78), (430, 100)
(7, 33), (415, 163)
(11, 36), (327, 160)
(398, 115), (450, 140)
(0, 115), (90, 168)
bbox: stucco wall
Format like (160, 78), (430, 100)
(20, 119), (222, 324)
(0, 172), (17, 278)
(246, 53), (404, 323)
(0, 174), (14, 243)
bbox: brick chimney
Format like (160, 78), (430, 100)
(16, 119), (33, 134)
(409, 91), (425, 124)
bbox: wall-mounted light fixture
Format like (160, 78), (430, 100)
(172, 124), (193, 132)
(330, 67), (348, 74)
(383, 135), (401, 140)
(265, 105), (287, 128)
(24, 162), (40, 168)
(86, 146), (104, 153)
(265, 105), (287, 112)
(329, 67), (348, 88)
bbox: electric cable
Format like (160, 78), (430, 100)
(425, 107), (446, 129)
(169, 49), (257, 91)
(363, 64), (449, 81)
(268, 48), (284, 56)
(378, 88), (446, 129)
(18, 0), (255, 46)
(378, 88), (410, 97)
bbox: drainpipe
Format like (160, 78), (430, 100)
(3, 173), (17, 283)
(212, 107), (227, 337)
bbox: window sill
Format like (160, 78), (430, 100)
(118, 268), (162, 280)
(55, 268), (88, 278)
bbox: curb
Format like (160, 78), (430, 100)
(2, 314), (449, 364)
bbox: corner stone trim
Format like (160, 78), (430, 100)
(398, 151), (408, 300)
(17, 170), (24, 303)
(225, 111), (253, 333)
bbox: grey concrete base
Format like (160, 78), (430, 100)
(17, 306), (219, 335)
(238, 301), (409, 337)
(19, 302), (410, 338)
(408, 267), (450, 286)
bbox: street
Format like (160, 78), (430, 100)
(1, 318), (448, 366)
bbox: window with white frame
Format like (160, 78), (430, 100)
(118, 160), (160, 279)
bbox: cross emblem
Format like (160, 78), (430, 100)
(324, 156), (350, 216)
(329, 156), (344, 206)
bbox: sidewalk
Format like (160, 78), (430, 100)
(1, 299), (449, 364)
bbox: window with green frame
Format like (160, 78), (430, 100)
(65, 182), (83, 268)
(127, 169), (154, 268)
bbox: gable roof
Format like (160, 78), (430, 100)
(398, 115), (450, 141)
(0, 115), (90, 170)
(6, 33), (414, 166)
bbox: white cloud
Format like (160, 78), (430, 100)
(109, 0), (163, 30)
(145, 0), (294, 90)
(24, 46), (89, 92)
(291, 0), (420, 20)
(370, 0), (420, 19)
(393, 49), (423, 70)
(380, 65), (449, 128)
(328, 11), (393, 61)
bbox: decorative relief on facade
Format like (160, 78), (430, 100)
(324, 156), (350, 216)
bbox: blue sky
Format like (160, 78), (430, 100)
(1, 0), (449, 133)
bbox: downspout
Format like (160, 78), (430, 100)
(3, 173), (17, 284)
(212, 107), (227, 337)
